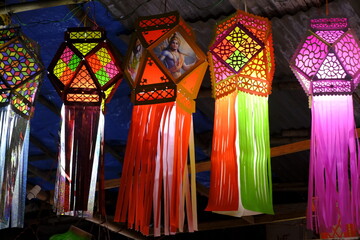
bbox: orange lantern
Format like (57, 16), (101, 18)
(206, 10), (274, 216)
(115, 12), (208, 236)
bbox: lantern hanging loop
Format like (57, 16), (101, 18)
(326, 0), (329, 16)
(164, 0), (167, 13)
(77, 3), (99, 28)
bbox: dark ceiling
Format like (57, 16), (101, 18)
(1, 0), (360, 239)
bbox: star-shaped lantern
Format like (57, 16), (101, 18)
(48, 27), (122, 217)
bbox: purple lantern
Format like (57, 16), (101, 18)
(290, 18), (360, 233)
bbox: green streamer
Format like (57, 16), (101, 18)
(237, 91), (273, 214)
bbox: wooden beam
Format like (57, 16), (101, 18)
(0, 0), (89, 14)
(87, 215), (148, 240)
(27, 165), (52, 182)
(271, 139), (310, 158)
(37, 95), (60, 116)
(30, 134), (58, 160)
(198, 203), (306, 231)
(195, 128), (360, 172)
(196, 182), (210, 197)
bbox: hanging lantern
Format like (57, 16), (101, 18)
(206, 10), (274, 216)
(115, 11), (208, 236)
(48, 27), (122, 216)
(290, 17), (360, 232)
(49, 225), (93, 240)
(0, 25), (44, 228)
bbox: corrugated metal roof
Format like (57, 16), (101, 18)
(100, 0), (360, 137)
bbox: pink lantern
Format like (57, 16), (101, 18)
(290, 18), (360, 232)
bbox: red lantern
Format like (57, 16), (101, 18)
(115, 12), (208, 236)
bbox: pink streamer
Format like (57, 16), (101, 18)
(308, 95), (360, 232)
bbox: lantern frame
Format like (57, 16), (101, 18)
(48, 27), (123, 107)
(208, 10), (275, 99)
(290, 17), (360, 96)
(0, 26), (44, 119)
(123, 11), (207, 107)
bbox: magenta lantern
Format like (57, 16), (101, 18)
(290, 18), (360, 233)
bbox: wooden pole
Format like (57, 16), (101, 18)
(0, 0), (89, 14)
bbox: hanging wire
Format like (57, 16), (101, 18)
(77, 3), (99, 28)
(91, 0), (98, 27)
(119, 0), (154, 20)
(244, 0), (247, 12)
(11, 4), (83, 26)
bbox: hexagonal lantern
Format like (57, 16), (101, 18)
(290, 18), (360, 233)
(116, 12), (208, 236)
(209, 10), (274, 99)
(291, 18), (360, 96)
(48, 27), (123, 217)
(0, 26), (43, 119)
(206, 10), (274, 217)
(0, 25), (44, 230)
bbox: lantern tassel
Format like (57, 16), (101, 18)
(0, 106), (29, 228)
(54, 105), (103, 217)
(207, 91), (273, 216)
(308, 95), (360, 232)
(206, 92), (239, 211)
(115, 103), (197, 236)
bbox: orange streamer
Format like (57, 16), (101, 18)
(206, 92), (239, 211)
(115, 102), (195, 235)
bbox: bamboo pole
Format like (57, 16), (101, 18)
(0, 0), (90, 14)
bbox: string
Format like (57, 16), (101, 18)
(119, 0), (153, 20)
(12, 4), (82, 26)
(244, 0), (247, 13)
(326, 0), (329, 16)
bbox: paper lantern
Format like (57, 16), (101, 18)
(48, 27), (122, 216)
(290, 17), (360, 232)
(0, 25), (44, 228)
(49, 226), (92, 240)
(206, 10), (274, 216)
(115, 12), (208, 236)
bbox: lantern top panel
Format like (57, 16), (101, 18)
(65, 27), (106, 42)
(135, 11), (193, 48)
(208, 10), (275, 98)
(310, 18), (348, 31)
(48, 26), (123, 109)
(214, 10), (272, 45)
(137, 11), (178, 31)
(290, 17), (360, 96)
(124, 11), (207, 110)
